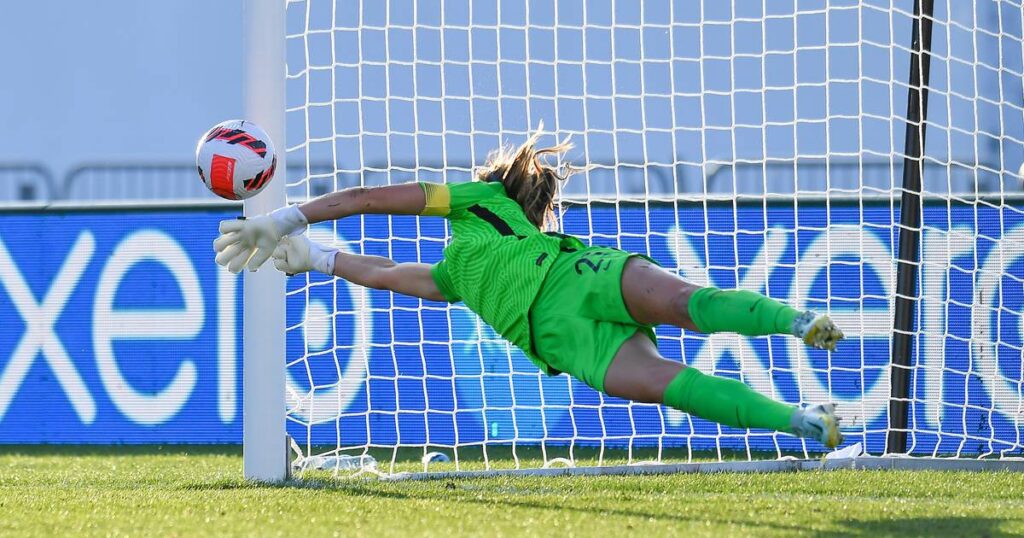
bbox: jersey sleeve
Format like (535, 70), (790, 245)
(418, 181), (499, 218)
(429, 259), (461, 303)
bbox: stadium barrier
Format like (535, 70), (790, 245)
(0, 164), (57, 202)
(3, 158), (1012, 204)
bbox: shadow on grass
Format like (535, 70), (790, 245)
(181, 477), (809, 533)
(824, 516), (1012, 537)
(179, 477), (413, 496)
(445, 492), (810, 533)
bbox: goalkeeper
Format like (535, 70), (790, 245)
(214, 129), (845, 449)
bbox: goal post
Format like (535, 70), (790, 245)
(888, 0), (935, 455)
(252, 0), (1024, 478)
(242, 0), (288, 482)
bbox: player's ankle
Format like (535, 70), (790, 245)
(789, 310), (818, 339)
(787, 406), (804, 434)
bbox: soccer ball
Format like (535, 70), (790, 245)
(195, 120), (277, 200)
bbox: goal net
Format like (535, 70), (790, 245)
(280, 0), (1024, 476)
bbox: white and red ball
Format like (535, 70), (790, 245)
(195, 120), (277, 200)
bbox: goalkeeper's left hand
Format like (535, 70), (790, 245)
(272, 234), (338, 276)
(213, 205), (308, 273)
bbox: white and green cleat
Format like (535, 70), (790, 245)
(791, 311), (845, 352)
(791, 403), (844, 449)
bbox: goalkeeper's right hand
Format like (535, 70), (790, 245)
(272, 235), (338, 276)
(213, 205), (308, 273)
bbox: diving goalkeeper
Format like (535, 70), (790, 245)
(213, 129), (845, 449)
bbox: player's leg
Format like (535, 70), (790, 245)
(602, 333), (843, 447)
(600, 332), (681, 403)
(530, 248), (842, 447)
(604, 333), (794, 432)
(619, 257), (844, 350)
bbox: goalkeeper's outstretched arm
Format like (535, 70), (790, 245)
(271, 234), (444, 302)
(330, 251), (443, 302)
(213, 183), (428, 273)
(299, 183), (427, 223)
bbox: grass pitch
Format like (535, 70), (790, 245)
(2, 446), (1023, 537)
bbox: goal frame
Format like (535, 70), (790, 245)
(243, 0), (1024, 481)
(242, 0), (289, 482)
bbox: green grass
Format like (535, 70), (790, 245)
(2, 446), (1023, 537)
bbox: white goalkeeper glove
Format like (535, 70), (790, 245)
(213, 205), (308, 273)
(272, 235), (338, 276)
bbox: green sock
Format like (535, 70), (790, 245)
(663, 367), (796, 432)
(687, 287), (800, 336)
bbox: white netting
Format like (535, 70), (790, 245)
(281, 0), (1024, 475)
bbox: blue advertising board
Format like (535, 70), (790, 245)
(0, 208), (241, 442)
(1, 201), (1023, 456)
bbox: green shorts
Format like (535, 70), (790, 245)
(528, 246), (658, 393)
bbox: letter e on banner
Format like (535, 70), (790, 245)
(93, 231), (203, 425)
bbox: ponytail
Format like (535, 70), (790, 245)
(476, 123), (582, 229)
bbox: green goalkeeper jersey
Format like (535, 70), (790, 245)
(420, 180), (583, 373)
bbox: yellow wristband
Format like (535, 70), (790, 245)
(419, 182), (451, 216)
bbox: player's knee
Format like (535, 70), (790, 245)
(647, 361), (685, 404)
(669, 288), (688, 317)
(669, 285), (699, 330)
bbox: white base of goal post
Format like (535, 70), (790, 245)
(241, 0), (287, 483)
(384, 457), (1024, 482)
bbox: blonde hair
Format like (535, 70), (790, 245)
(475, 124), (582, 230)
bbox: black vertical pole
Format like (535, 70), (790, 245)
(887, 0), (935, 455)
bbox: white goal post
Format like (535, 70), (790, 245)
(243, 0), (1024, 481)
(242, 0), (288, 482)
